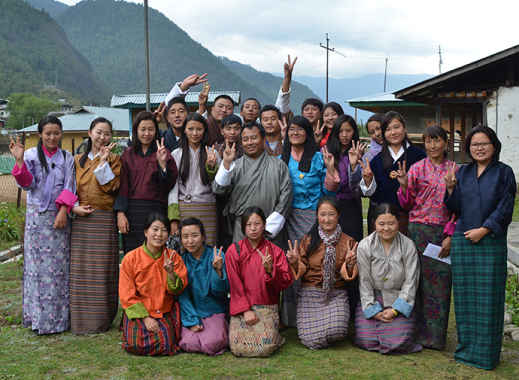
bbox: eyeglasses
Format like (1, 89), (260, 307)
(470, 142), (492, 149)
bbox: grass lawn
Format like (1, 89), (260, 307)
(1, 260), (518, 379)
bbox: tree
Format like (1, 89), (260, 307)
(6, 93), (59, 130)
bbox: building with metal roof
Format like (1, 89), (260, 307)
(19, 106), (130, 153)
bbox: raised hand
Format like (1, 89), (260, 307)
(212, 246), (224, 274)
(156, 138), (168, 170)
(72, 205), (95, 217)
(117, 212), (130, 234)
(170, 220), (179, 235)
(395, 160), (408, 189)
(359, 158), (374, 186)
(222, 141), (236, 170)
(340, 240), (358, 280)
(9, 136), (25, 167)
(444, 162), (457, 194)
(257, 247), (273, 274)
(321, 145), (335, 171)
(283, 54), (298, 79)
(348, 140), (366, 170)
(314, 120), (325, 144)
(99, 142), (116, 164)
(153, 102), (166, 124)
(199, 82), (211, 107)
(180, 73), (208, 91)
(286, 240), (300, 266)
(205, 144), (218, 169)
(278, 116), (288, 139)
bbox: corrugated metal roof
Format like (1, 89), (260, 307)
(348, 92), (400, 103)
(110, 91), (241, 108)
(20, 106), (130, 133)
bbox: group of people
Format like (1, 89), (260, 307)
(9, 56), (516, 370)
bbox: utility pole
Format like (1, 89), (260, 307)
(438, 45), (443, 74)
(383, 57), (388, 92)
(320, 33), (335, 103)
(144, 0), (151, 111)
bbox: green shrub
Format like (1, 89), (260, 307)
(506, 274), (519, 326)
(0, 202), (24, 244)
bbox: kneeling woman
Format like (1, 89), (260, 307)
(178, 218), (229, 355)
(355, 203), (422, 354)
(119, 213), (188, 356)
(287, 197), (358, 349)
(226, 207), (294, 357)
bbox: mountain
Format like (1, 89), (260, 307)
(296, 74), (432, 121)
(0, 0), (110, 103)
(24, 0), (69, 18)
(220, 57), (317, 111)
(55, 0), (318, 109)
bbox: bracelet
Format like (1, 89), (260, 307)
(392, 309), (398, 317)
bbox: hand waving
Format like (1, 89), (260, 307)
(156, 138), (168, 171)
(9, 136), (25, 167)
(257, 247), (273, 274)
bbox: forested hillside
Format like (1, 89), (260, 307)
(56, 0), (317, 107)
(24, 0), (68, 18)
(0, 0), (110, 103)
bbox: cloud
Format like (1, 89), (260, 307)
(61, 0), (519, 78)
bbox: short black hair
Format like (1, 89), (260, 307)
(241, 206), (266, 235)
(167, 96), (188, 110)
(323, 101), (344, 116)
(222, 114), (243, 128)
(144, 212), (171, 235)
(240, 97), (261, 111)
(241, 121), (266, 138)
(180, 217), (206, 239)
(214, 94), (235, 107)
(259, 104), (282, 120)
(464, 125), (501, 162)
(301, 98), (324, 113)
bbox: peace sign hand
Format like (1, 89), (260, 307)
(395, 160), (408, 189)
(156, 138), (168, 171)
(222, 141), (236, 170)
(153, 102), (166, 124)
(348, 140), (366, 170)
(99, 142), (116, 164)
(283, 55), (298, 79)
(205, 144), (218, 169)
(180, 73), (208, 91)
(278, 116), (288, 139)
(257, 247), (273, 274)
(212, 246), (224, 275)
(9, 136), (25, 167)
(359, 158), (374, 186)
(163, 250), (177, 274)
(321, 145), (335, 171)
(286, 240), (300, 266)
(314, 120), (325, 144)
(340, 240), (358, 280)
(444, 162), (457, 194)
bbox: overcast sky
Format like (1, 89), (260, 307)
(61, 0), (519, 78)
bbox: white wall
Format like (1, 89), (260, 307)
(486, 86), (519, 178)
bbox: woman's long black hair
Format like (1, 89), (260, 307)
(305, 196), (341, 256)
(131, 111), (159, 154)
(37, 115), (63, 173)
(326, 114), (360, 167)
(380, 111), (411, 171)
(281, 115), (318, 173)
(179, 112), (210, 186)
(79, 117), (113, 168)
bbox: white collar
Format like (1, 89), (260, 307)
(389, 141), (410, 161)
(87, 151), (100, 160)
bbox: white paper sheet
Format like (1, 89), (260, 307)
(423, 243), (451, 265)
